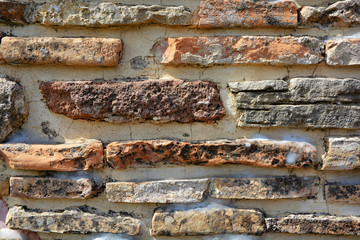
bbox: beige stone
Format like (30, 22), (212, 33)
(0, 178), (9, 196)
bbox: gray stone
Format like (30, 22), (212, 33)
(0, 78), (28, 142)
(106, 179), (209, 203)
(6, 206), (141, 235)
(34, 1), (192, 27)
(130, 56), (148, 70)
(326, 39), (360, 66)
(228, 80), (288, 93)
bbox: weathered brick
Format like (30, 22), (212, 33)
(0, 78), (28, 143)
(152, 207), (265, 236)
(106, 179), (209, 203)
(10, 177), (102, 199)
(196, 0), (297, 28)
(0, 1), (28, 24)
(266, 214), (360, 235)
(211, 177), (319, 200)
(0, 178), (9, 196)
(39, 79), (225, 123)
(6, 206), (141, 235)
(34, 2), (192, 26)
(234, 78), (360, 128)
(326, 184), (360, 204)
(106, 139), (316, 169)
(0, 37), (122, 66)
(0, 140), (103, 171)
(300, 0), (360, 28)
(326, 39), (360, 66)
(153, 36), (323, 66)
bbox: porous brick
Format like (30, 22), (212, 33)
(0, 1), (28, 24)
(325, 184), (360, 204)
(0, 178), (9, 196)
(39, 79), (225, 123)
(326, 39), (360, 66)
(106, 139), (316, 169)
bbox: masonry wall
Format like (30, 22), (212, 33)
(0, 0), (360, 239)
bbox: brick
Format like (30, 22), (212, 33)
(39, 79), (225, 123)
(10, 177), (103, 199)
(152, 207), (265, 236)
(6, 206), (141, 235)
(0, 178), (9, 196)
(0, 1), (28, 24)
(0, 37), (122, 66)
(106, 139), (316, 169)
(34, 2), (192, 26)
(266, 214), (360, 235)
(0, 140), (103, 171)
(234, 78), (360, 128)
(211, 177), (319, 200)
(326, 184), (360, 204)
(196, 0), (297, 28)
(153, 36), (323, 66)
(106, 179), (209, 203)
(322, 137), (360, 170)
(300, 0), (360, 28)
(326, 39), (360, 66)
(0, 78), (28, 143)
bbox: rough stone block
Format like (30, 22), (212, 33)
(0, 140), (103, 171)
(39, 79), (225, 123)
(326, 39), (360, 66)
(325, 184), (360, 204)
(322, 137), (360, 170)
(0, 1), (28, 24)
(229, 80), (288, 93)
(106, 139), (316, 169)
(6, 206), (141, 235)
(153, 36), (323, 66)
(0, 78), (28, 143)
(10, 177), (103, 199)
(0, 178), (9, 196)
(196, 0), (297, 28)
(0, 37), (122, 66)
(266, 214), (360, 235)
(211, 176), (319, 200)
(152, 207), (265, 236)
(106, 179), (209, 203)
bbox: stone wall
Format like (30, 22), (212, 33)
(0, 0), (359, 239)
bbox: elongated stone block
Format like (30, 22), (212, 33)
(229, 80), (288, 93)
(326, 39), (360, 66)
(39, 79), (225, 123)
(152, 207), (265, 236)
(266, 214), (360, 235)
(211, 177), (319, 200)
(196, 0), (297, 28)
(326, 184), (360, 204)
(106, 179), (209, 203)
(0, 140), (103, 171)
(0, 37), (122, 66)
(153, 36), (323, 66)
(10, 177), (103, 199)
(106, 139), (316, 169)
(6, 206), (141, 235)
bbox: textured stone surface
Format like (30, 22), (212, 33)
(0, 37), (122, 66)
(153, 36), (323, 66)
(211, 177), (319, 200)
(0, 140), (103, 171)
(0, 78), (28, 143)
(0, 1), (28, 24)
(234, 78), (360, 128)
(196, 0), (297, 28)
(322, 137), (360, 170)
(326, 39), (360, 66)
(10, 177), (103, 199)
(152, 207), (265, 236)
(229, 80), (288, 92)
(326, 184), (360, 204)
(39, 79), (225, 123)
(6, 206), (141, 235)
(300, 0), (360, 28)
(266, 214), (360, 235)
(106, 139), (316, 169)
(0, 179), (9, 196)
(34, 1), (192, 26)
(106, 179), (209, 203)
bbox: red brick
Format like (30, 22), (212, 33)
(0, 1), (27, 24)
(195, 0), (298, 28)
(0, 37), (122, 66)
(153, 36), (323, 66)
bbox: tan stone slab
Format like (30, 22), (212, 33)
(325, 184), (360, 204)
(0, 178), (9, 196)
